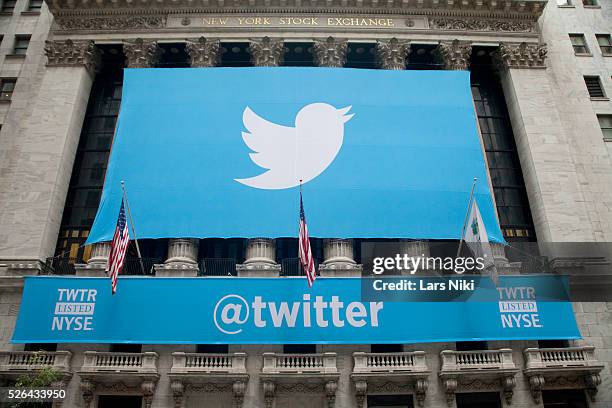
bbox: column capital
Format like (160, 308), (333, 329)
(494, 42), (547, 70)
(314, 36), (348, 67)
(376, 38), (410, 70)
(186, 37), (220, 68)
(123, 38), (160, 68)
(435, 39), (472, 70)
(44, 39), (100, 74)
(248, 37), (284, 67)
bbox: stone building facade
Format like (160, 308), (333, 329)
(0, 0), (612, 407)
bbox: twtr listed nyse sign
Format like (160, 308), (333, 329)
(51, 289), (96, 332)
(498, 286), (542, 329)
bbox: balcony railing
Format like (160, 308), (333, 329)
(44, 257), (78, 275)
(280, 258), (320, 277)
(353, 351), (428, 373)
(80, 351), (158, 374)
(44, 257), (159, 275)
(262, 352), (337, 374)
(198, 258), (237, 276)
(121, 258), (160, 275)
(0, 351), (72, 372)
(440, 349), (516, 371)
(171, 352), (247, 374)
(524, 346), (603, 370)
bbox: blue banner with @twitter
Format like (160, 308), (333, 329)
(13, 276), (579, 344)
(86, 68), (504, 243)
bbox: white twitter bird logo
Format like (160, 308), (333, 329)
(235, 103), (354, 190)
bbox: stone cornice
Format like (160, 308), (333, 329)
(494, 41), (547, 69)
(46, 0), (546, 21)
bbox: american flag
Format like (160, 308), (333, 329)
(299, 190), (316, 287)
(106, 198), (130, 294)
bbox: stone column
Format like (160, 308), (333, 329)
(248, 37), (284, 67)
(155, 238), (199, 276)
(0, 40), (99, 266)
(313, 36), (348, 67)
(435, 39), (472, 70)
(376, 38), (410, 70)
(494, 42), (595, 244)
(185, 37), (220, 67)
(77, 241), (111, 276)
(123, 38), (160, 68)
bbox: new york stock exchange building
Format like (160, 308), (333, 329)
(1, 0), (612, 406)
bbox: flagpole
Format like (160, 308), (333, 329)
(121, 180), (146, 275)
(456, 177), (477, 259)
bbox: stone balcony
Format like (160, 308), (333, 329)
(260, 352), (340, 408)
(78, 351), (160, 408)
(351, 351), (429, 407)
(169, 352), (249, 407)
(0, 351), (72, 382)
(523, 346), (605, 403)
(439, 349), (518, 406)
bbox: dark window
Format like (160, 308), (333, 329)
(471, 53), (536, 242)
(542, 389), (588, 408)
(283, 42), (315, 67)
(109, 344), (142, 353)
(345, 43), (377, 69)
(1, 0), (16, 12)
(56, 45), (124, 262)
(28, 0), (42, 9)
(0, 78), (16, 101)
(158, 43), (189, 68)
(598, 115), (612, 141)
(371, 344), (403, 353)
(584, 76), (606, 98)
(219, 42), (251, 67)
(98, 396), (142, 408)
(367, 395), (414, 408)
(456, 341), (488, 351)
(407, 44), (441, 70)
(596, 34), (612, 55)
(569, 34), (590, 55)
(196, 344), (229, 353)
(283, 344), (316, 354)
(13, 35), (30, 55)
(456, 392), (501, 408)
(538, 340), (570, 348)
(582, 0), (597, 5)
(24, 343), (58, 352)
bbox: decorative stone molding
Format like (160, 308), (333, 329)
(87, 242), (110, 269)
(429, 18), (536, 33)
(123, 38), (160, 68)
(442, 377), (458, 406)
(494, 42), (547, 69)
(528, 374), (545, 404)
(55, 16), (166, 31)
(415, 378), (428, 407)
(239, 239), (280, 276)
(263, 380), (275, 408)
(354, 379), (367, 408)
(233, 380), (247, 408)
(435, 39), (472, 70)
(80, 379), (95, 408)
(186, 37), (220, 67)
(45, 39), (100, 74)
(141, 380), (157, 408)
(314, 36), (348, 68)
(376, 38), (409, 70)
(166, 239), (198, 265)
(248, 37), (284, 67)
(323, 239), (355, 267)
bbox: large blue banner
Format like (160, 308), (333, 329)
(13, 276), (579, 344)
(86, 68), (503, 243)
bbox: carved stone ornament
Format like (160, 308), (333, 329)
(325, 380), (338, 408)
(170, 380), (184, 408)
(141, 380), (157, 408)
(314, 36), (348, 68)
(55, 16), (166, 31)
(501, 375), (516, 405)
(585, 373), (602, 401)
(430, 18), (536, 33)
(233, 380), (247, 408)
(354, 380), (367, 408)
(376, 38), (410, 70)
(248, 37), (284, 67)
(528, 374), (545, 404)
(80, 379), (96, 408)
(435, 39), (472, 70)
(263, 381), (276, 408)
(415, 378), (428, 407)
(186, 37), (220, 68)
(495, 42), (547, 69)
(123, 38), (160, 68)
(443, 377), (458, 407)
(45, 39), (100, 74)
